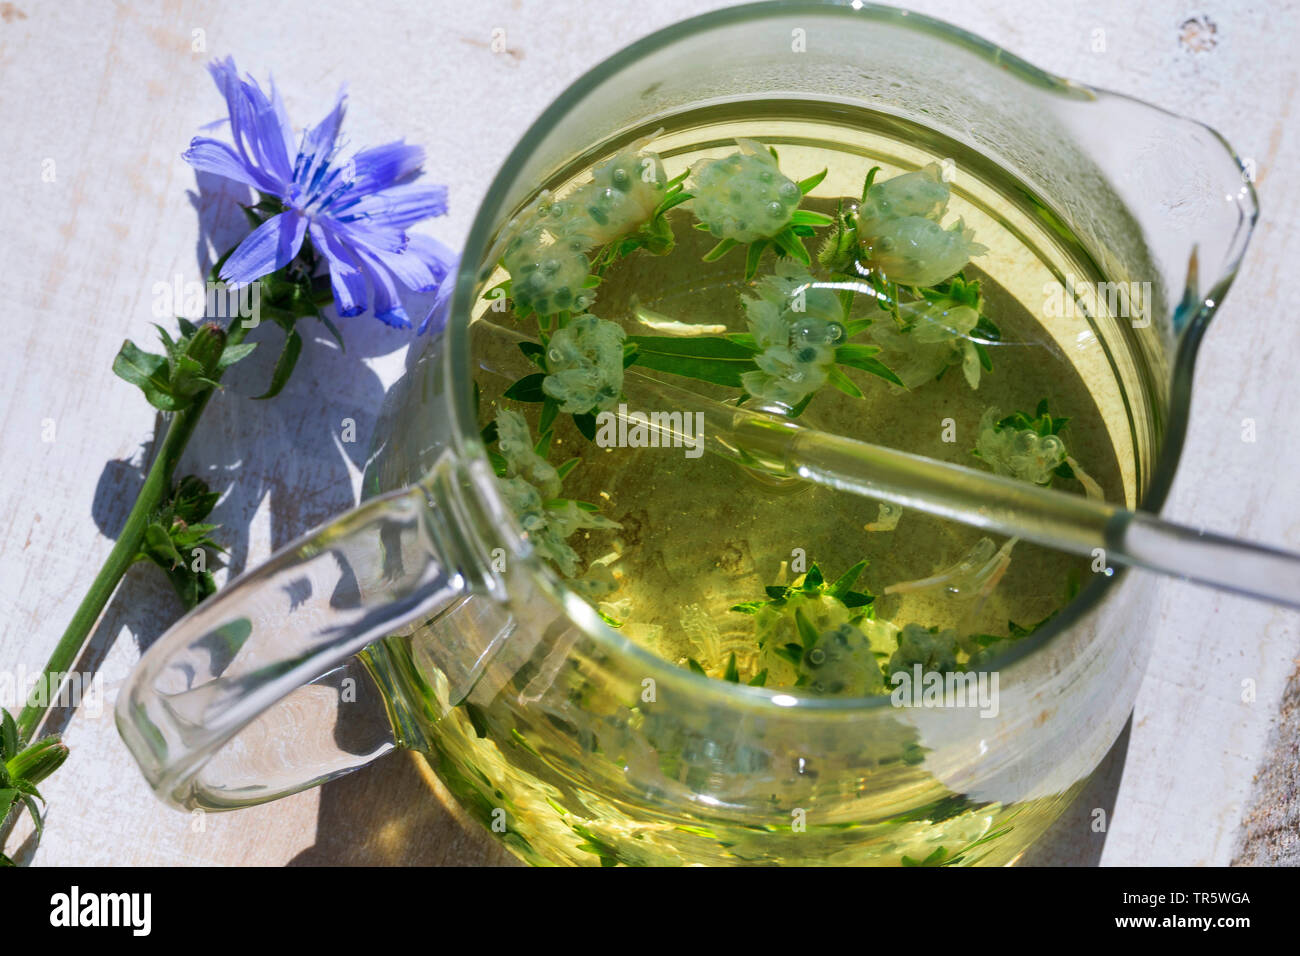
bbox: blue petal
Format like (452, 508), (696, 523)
(349, 140), (425, 194)
(295, 86), (348, 195)
(367, 232), (452, 293)
(353, 250), (412, 328)
(343, 183), (448, 229)
(219, 211), (307, 286)
(329, 219), (409, 255)
(417, 267), (458, 335)
(207, 57), (294, 194)
(309, 222), (369, 317)
(183, 137), (270, 191)
(266, 76), (299, 170)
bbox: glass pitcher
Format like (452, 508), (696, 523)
(117, 1), (1256, 865)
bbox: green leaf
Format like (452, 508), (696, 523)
(253, 327), (303, 400)
(744, 239), (768, 282)
(152, 323), (181, 361)
(797, 168), (828, 195)
(0, 710), (18, 761)
(974, 314), (1001, 342)
(573, 412), (597, 441)
(555, 457), (580, 480)
(216, 341), (258, 371)
(826, 365), (864, 399)
(687, 659), (707, 676)
(21, 792), (43, 836)
(503, 372), (547, 403)
(841, 590), (874, 609)
(828, 559), (868, 600)
(462, 702), (490, 738)
(316, 312), (346, 351)
(113, 340), (182, 411)
(861, 165), (881, 203)
(724, 333), (761, 352)
(518, 340), (546, 368)
(13, 777), (42, 801)
(835, 345), (904, 386)
(538, 396), (559, 435)
(747, 669), (769, 687)
(802, 564), (825, 591)
(771, 227), (811, 265)
(794, 608), (820, 651)
(140, 522), (183, 569)
(787, 392), (815, 418)
(702, 237), (739, 262)
(533, 427), (552, 458)
(172, 476), (220, 523)
(788, 209), (834, 227)
(777, 643), (803, 666)
(625, 335), (758, 389)
(723, 652), (740, 683)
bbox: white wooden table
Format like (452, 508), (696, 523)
(1, 0), (1296, 866)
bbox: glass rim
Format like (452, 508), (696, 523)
(442, 0), (1258, 715)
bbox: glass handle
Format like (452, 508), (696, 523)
(116, 459), (472, 811)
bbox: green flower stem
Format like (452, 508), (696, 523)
(16, 320), (250, 741)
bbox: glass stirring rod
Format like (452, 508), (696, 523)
(624, 369), (1300, 611)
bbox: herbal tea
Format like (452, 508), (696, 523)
(426, 101), (1148, 865)
(469, 103), (1129, 695)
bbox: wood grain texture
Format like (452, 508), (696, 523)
(0, 0), (1295, 866)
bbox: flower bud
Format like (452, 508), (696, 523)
(172, 323), (228, 399)
(185, 322), (228, 378)
(6, 735), (69, 786)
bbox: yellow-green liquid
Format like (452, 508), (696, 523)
(424, 102), (1149, 864)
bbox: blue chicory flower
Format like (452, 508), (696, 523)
(184, 57), (452, 332)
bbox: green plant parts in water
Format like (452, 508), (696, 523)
(485, 406), (620, 598)
(974, 398), (1104, 498)
(488, 144), (1014, 423)
(689, 139), (831, 279)
(822, 161), (988, 288)
(480, 137), (1104, 702)
(716, 554), (1067, 698)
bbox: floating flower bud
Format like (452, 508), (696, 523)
(553, 149), (668, 246)
(501, 144), (668, 316)
(869, 296), (982, 389)
(689, 138), (802, 243)
(798, 622), (885, 696)
(494, 409), (620, 578)
(859, 216), (987, 288)
(496, 407), (561, 499)
(740, 262), (845, 405)
(853, 163), (986, 287)
(888, 623), (961, 677)
(541, 314), (627, 414)
(857, 162), (950, 234)
(503, 227), (595, 318)
(975, 407), (1068, 485)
